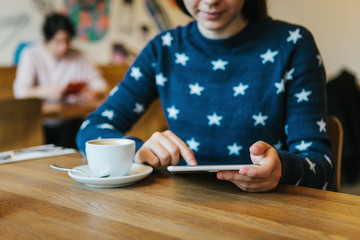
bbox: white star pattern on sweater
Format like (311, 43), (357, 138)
(233, 83), (249, 96)
(156, 73), (167, 87)
(275, 79), (285, 94)
(317, 118), (326, 132)
(109, 86), (118, 96)
(322, 182), (328, 190)
(207, 113), (223, 126)
(133, 103), (144, 114)
(295, 140), (312, 151)
(295, 178), (302, 186)
(101, 110), (114, 120)
(130, 67), (142, 81)
(316, 54), (323, 66)
(274, 140), (283, 150)
(97, 123), (115, 129)
(305, 157), (316, 174)
(167, 105), (179, 119)
(211, 59), (228, 71)
(175, 52), (189, 66)
(260, 49), (279, 64)
(227, 142), (243, 156)
(186, 137), (200, 152)
(295, 89), (312, 103)
(80, 119), (90, 130)
(284, 68), (295, 80)
(189, 83), (204, 96)
(287, 28), (302, 44)
(252, 112), (268, 126)
(324, 154), (333, 168)
(161, 32), (173, 47)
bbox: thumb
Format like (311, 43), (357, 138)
(249, 141), (271, 164)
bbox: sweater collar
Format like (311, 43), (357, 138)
(187, 17), (272, 50)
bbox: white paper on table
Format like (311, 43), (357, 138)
(0, 147), (77, 164)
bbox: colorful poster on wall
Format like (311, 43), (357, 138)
(62, 0), (110, 42)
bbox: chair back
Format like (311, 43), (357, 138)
(0, 66), (17, 99)
(0, 98), (44, 152)
(327, 115), (343, 192)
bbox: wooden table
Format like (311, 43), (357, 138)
(42, 98), (168, 141)
(1, 153), (360, 239)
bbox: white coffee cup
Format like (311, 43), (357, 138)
(85, 138), (135, 178)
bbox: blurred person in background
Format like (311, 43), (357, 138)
(13, 12), (107, 102)
(13, 12), (108, 149)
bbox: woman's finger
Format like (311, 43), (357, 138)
(154, 132), (181, 165)
(230, 180), (277, 193)
(147, 136), (173, 167)
(163, 130), (197, 165)
(217, 170), (265, 183)
(135, 147), (160, 167)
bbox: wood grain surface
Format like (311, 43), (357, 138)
(1, 153), (359, 239)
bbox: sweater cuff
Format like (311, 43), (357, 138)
(277, 151), (299, 184)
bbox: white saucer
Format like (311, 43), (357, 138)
(68, 163), (153, 188)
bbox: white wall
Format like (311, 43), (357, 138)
(268, 0), (360, 81)
(0, 0), (51, 64)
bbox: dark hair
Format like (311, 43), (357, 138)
(42, 13), (76, 41)
(174, 0), (268, 23)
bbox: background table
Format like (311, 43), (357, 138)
(1, 153), (359, 239)
(42, 99), (103, 120)
(42, 98), (167, 142)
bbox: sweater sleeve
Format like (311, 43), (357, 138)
(76, 40), (159, 155)
(278, 27), (333, 190)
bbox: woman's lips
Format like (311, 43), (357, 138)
(201, 11), (224, 20)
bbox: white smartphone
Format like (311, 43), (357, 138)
(167, 164), (259, 173)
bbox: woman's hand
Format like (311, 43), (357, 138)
(217, 141), (282, 192)
(135, 130), (197, 167)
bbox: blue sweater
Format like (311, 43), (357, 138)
(77, 18), (333, 190)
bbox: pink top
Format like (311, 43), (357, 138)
(13, 44), (107, 99)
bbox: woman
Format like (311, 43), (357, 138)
(13, 13), (107, 101)
(77, 0), (333, 192)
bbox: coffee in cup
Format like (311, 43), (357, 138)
(85, 138), (135, 177)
